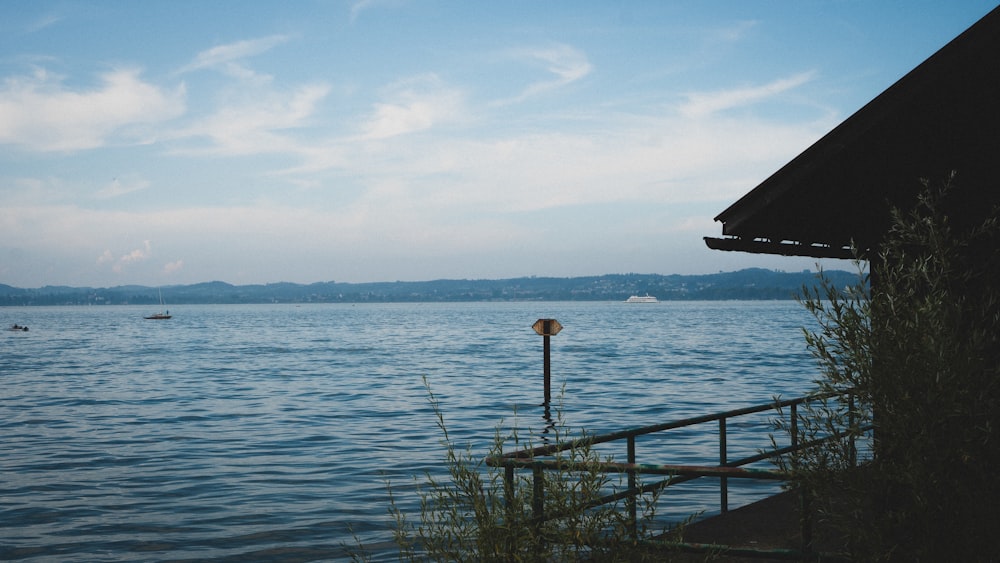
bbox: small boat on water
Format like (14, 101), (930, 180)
(625, 295), (658, 303)
(7, 324), (29, 331)
(145, 289), (172, 319)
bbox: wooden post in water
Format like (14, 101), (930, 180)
(532, 319), (562, 406)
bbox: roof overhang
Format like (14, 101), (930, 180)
(706, 6), (1000, 258)
(703, 237), (855, 260)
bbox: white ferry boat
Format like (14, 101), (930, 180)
(625, 295), (658, 303)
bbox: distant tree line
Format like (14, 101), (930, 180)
(0, 268), (859, 306)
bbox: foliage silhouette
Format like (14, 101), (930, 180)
(351, 379), (677, 562)
(777, 174), (1000, 560)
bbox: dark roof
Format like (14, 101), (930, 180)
(705, 6), (1000, 259)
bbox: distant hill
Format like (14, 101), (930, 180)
(0, 268), (862, 306)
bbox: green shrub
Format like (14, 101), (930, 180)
(780, 175), (1000, 560)
(352, 379), (674, 562)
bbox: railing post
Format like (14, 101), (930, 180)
(505, 464), (515, 514)
(790, 402), (799, 449)
(719, 417), (728, 514)
(505, 464), (516, 553)
(800, 484), (813, 553)
(532, 464), (544, 523)
(627, 435), (637, 537)
(848, 393), (857, 466)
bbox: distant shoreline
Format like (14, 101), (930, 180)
(1, 268), (860, 306)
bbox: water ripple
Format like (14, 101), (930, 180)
(1, 301), (819, 561)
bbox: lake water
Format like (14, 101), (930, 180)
(1, 301), (821, 561)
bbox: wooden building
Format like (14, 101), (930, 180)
(704, 6), (1000, 260)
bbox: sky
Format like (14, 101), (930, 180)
(1, 1), (996, 288)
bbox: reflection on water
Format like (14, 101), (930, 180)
(1, 301), (819, 561)
(541, 404), (557, 441)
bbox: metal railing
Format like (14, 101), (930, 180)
(486, 391), (868, 559)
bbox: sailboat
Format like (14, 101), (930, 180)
(144, 289), (172, 320)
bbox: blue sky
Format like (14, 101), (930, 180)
(1, 1), (996, 288)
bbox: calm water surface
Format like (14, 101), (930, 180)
(1, 301), (820, 561)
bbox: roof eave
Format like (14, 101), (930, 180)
(704, 237), (857, 260)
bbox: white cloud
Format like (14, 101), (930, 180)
(177, 35), (290, 81)
(95, 177), (150, 199)
(679, 71), (816, 118)
(164, 35), (333, 158)
(671, 215), (719, 233)
(0, 68), (186, 151)
(360, 74), (466, 140)
(349, 0), (380, 22)
(172, 83), (331, 155)
(0, 39), (834, 286)
(493, 44), (593, 105)
(113, 240), (152, 272)
(94, 240), (153, 274)
(325, 106), (832, 219)
(0, 175), (65, 205)
(25, 13), (63, 33)
(96, 249), (114, 265)
(710, 20), (759, 43)
(163, 260), (184, 275)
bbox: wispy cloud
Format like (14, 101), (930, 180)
(25, 12), (63, 33)
(172, 83), (331, 155)
(95, 176), (150, 199)
(0, 68), (186, 152)
(493, 44), (593, 105)
(176, 35), (290, 79)
(350, 0), (382, 23)
(709, 19), (759, 43)
(360, 74), (465, 140)
(166, 35), (332, 156)
(679, 71), (816, 118)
